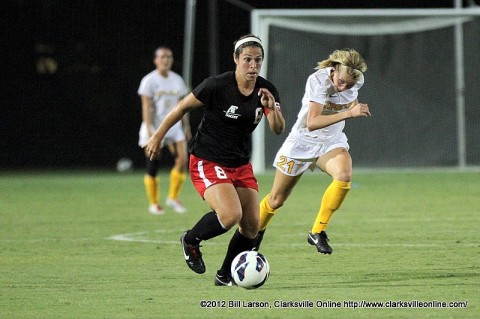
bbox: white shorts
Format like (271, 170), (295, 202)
(272, 134), (349, 176)
(138, 121), (185, 147)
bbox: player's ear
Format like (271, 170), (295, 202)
(233, 53), (238, 65)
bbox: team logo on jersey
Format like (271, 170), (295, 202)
(155, 89), (180, 97)
(324, 101), (348, 111)
(224, 105), (241, 119)
(253, 107), (263, 124)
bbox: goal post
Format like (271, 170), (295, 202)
(251, 8), (480, 173)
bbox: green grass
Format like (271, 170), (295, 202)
(1, 170), (479, 318)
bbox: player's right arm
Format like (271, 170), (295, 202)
(145, 93), (203, 160)
(306, 101), (350, 131)
(306, 100), (370, 131)
(141, 95), (155, 137)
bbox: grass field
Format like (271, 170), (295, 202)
(1, 169), (479, 318)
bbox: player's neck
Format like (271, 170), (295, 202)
(157, 69), (169, 78)
(235, 72), (255, 96)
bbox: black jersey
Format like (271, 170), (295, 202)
(190, 71), (280, 168)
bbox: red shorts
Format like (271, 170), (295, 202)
(189, 154), (258, 198)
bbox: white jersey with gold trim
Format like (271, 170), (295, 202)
(138, 70), (187, 127)
(137, 70), (187, 146)
(289, 67), (364, 145)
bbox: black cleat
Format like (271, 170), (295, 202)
(180, 231), (206, 274)
(214, 271), (235, 287)
(307, 231), (333, 254)
(252, 229), (266, 251)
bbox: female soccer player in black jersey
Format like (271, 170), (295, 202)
(145, 34), (285, 286)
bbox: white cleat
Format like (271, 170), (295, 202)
(166, 198), (187, 214)
(149, 204), (165, 215)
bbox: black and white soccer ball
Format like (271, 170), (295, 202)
(231, 250), (270, 289)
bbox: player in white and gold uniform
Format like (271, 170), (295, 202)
(138, 47), (189, 215)
(255, 49), (370, 254)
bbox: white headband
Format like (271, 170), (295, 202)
(234, 37), (262, 51)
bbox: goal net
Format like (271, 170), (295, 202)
(251, 8), (480, 173)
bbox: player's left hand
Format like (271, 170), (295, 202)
(258, 88), (275, 110)
(349, 102), (371, 118)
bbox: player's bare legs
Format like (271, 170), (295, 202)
(180, 183), (240, 275)
(204, 184), (243, 229)
(172, 140), (187, 173)
(236, 187), (260, 239)
(317, 147), (352, 183)
(166, 140), (188, 213)
(308, 147), (352, 254)
(255, 171), (302, 250)
(143, 147), (164, 215)
(214, 186), (260, 286)
(267, 170), (303, 211)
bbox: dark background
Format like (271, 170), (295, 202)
(2, 0), (473, 169)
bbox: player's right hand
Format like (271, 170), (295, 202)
(144, 135), (164, 160)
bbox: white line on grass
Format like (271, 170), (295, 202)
(108, 230), (479, 247)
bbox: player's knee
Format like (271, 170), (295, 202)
(334, 171), (352, 182)
(331, 167), (352, 182)
(268, 193), (287, 210)
(174, 157), (186, 171)
(146, 158), (159, 176)
(239, 216), (259, 238)
(218, 211), (242, 229)
(239, 225), (259, 239)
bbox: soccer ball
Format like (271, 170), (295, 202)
(231, 251), (270, 289)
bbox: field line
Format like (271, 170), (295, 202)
(107, 230), (479, 247)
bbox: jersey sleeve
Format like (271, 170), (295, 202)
(137, 75), (153, 97)
(174, 73), (188, 97)
(192, 76), (215, 107)
(307, 73), (330, 105)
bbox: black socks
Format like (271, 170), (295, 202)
(218, 229), (256, 276)
(184, 211), (228, 245)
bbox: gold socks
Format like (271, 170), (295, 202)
(144, 175), (159, 204)
(311, 180), (351, 234)
(259, 194), (277, 231)
(168, 168), (186, 200)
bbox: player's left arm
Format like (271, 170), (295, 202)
(258, 88), (285, 135)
